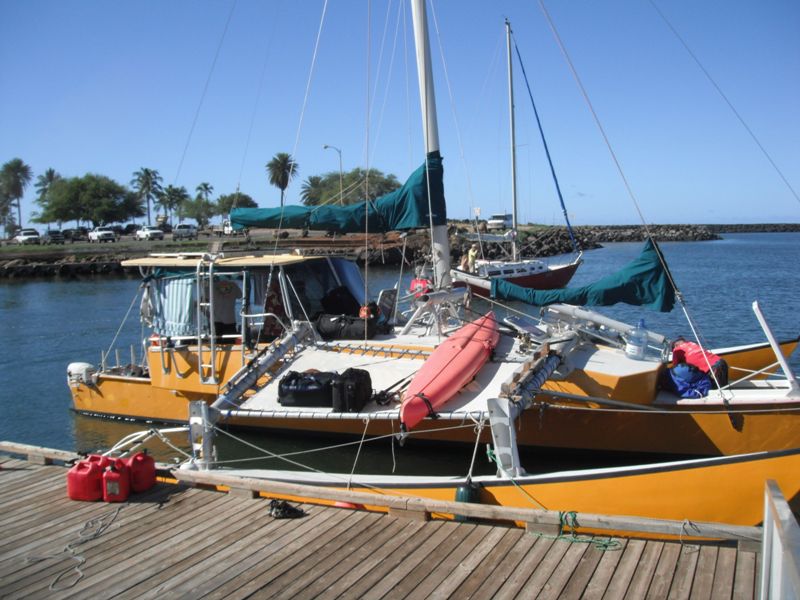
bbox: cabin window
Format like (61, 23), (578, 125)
(487, 270), (501, 277)
(283, 260), (342, 318)
(503, 269), (515, 275)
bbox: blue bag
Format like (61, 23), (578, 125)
(663, 363), (712, 398)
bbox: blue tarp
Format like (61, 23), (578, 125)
(491, 239), (676, 312)
(230, 151), (446, 233)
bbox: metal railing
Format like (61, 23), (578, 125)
(760, 479), (800, 599)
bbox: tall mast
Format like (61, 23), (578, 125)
(411, 0), (451, 288)
(506, 18), (518, 261)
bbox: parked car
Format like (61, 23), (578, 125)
(123, 224), (140, 235)
(135, 226), (165, 241)
(41, 229), (65, 245)
(172, 223), (198, 241)
(63, 227), (89, 243)
(88, 226), (117, 243)
(13, 228), (41, 245)
(486, 213), (513, 231)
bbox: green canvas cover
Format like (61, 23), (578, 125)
(230, 151), (446, 233)
(491, 239), (676, 312)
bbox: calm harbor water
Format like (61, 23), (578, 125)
(0, 233), (798, 475)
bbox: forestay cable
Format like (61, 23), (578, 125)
(649, 0), (800, 206)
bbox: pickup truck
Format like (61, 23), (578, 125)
(211, 218), (246, 237)
(486, 213), (513, 231)
(88, 227), (117, 243)
(14, 228), (40, 245)
(135, 226), (165, 241)
(172, 224), (198, 241)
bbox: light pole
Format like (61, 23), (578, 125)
(323, 144), (343, 206)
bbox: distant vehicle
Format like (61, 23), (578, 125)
(88, 226), (117, 243)
(63, 227), (89, 243)
(14, 228), (41, 245)
(135, 226), (165, 241)
(123, 224), (140, 235)
(41, 230), (65, 245)
(212, 218), (245, 237)
(172, 223), (198, 241)
(486, 213), (513, 231)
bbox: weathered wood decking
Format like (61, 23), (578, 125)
(0, 453), (761, 599)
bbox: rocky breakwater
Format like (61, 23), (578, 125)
(449, 224), (719, 262)
(0, 252), (127, 279)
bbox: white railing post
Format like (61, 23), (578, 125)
(759, 479), (800, 599)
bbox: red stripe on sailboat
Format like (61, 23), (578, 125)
(400, 311), (500, 431)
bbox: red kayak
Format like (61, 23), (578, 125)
(400, 311), (500, 431)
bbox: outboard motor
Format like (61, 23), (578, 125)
(67, 362), (98, 386)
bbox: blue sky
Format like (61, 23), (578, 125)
(1, 0), (798, 226)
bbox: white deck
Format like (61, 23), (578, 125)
(237, 331), (528, 419)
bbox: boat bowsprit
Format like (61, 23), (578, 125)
(400, 311), (500, 432)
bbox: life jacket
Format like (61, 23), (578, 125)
(409, 278), (433, 298)
(672, 341), (722, 374)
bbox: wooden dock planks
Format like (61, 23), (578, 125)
(0, 457), (762, 599)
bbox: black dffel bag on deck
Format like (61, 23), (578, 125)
(316, 314), (377, 341)
(278, 371), (338, 407)
(332, 368), (372, 413)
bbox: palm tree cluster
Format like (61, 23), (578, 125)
(2, 150), (397, 234)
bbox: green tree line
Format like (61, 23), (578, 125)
(1, 152), (402, 235)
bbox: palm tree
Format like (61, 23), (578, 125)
(35, 168), (61, 206)
(159, 185), (191, 224)
(131, 167), (163, 225)
(300, 175), (323, 206)
(196, 182), (214, 204)
(266, 153), (298, 208)
(1, 158), (33, 230)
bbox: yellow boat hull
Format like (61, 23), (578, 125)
(211, 447), (800, 530)
(69, 339), (800, 455)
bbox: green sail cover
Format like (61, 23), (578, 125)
(230, 151), (446, 232)
(491, 239), (676, 312)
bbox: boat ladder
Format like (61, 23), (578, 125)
(195, 256), (219, 385)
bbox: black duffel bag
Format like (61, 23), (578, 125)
(316, 314), (377, 341)
(332, 368), (373, 413)
(278, 371), (338, 407)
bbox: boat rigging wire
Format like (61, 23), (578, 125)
(428, 0), (482, 227)
(104, 285), (143, 364)
(649, 0), (799, 206)
(173, 0), (238, 186)
(368, 0), (404, 161)
(347, 416), (372, 490)
(510, 29), (580, 253)
(291, 0), (329, 160)
(233, 2), (280, 203)
(536, 0), (733, 404)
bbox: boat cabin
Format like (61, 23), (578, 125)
(123, 253), (370, 349)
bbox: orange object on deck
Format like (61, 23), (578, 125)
(401, 311), (500, 431)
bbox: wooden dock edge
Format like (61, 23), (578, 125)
(170, 466), (762, 544)
(0, 440), (763, 543)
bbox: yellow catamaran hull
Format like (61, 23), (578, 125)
(205, 447), (800, 530)
(70, 338), (800, 456)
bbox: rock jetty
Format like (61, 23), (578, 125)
(0, 223), (794, 280)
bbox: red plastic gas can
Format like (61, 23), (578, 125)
(102, 459), (131, 502)
(67, 460), (103, 501)
(87, 453), (112, 470)
(125, 450), (156, 493)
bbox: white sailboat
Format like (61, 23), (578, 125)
(451, 19), (582, 298)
